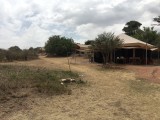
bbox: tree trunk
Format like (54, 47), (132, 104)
(110, 51), (113, 63)
(102, 53), (106, 65)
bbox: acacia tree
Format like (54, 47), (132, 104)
(122, 20), (142, 36)
(92, 32), (123, 65)
(45, 35), (74, 56)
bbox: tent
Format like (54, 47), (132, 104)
(115, 34), (155, 64)
(118, 33), (155, 49)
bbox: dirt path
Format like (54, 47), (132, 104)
(2, 56), (160, 120)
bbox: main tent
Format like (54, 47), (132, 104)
(118, 33), (155, 49)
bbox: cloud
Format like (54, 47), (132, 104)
(0, 0), (159, 49)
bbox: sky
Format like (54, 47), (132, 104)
(0, 0), (160, 49)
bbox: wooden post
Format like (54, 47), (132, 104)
(158, 50), (159, 60)
(114, 50), (116, 63)
(146, 43), (147, 65)
(133, 49), (135, 58)
(67, 53), (71, 72)
(158, 50), (160, 64)
(132, 49), (135, 64)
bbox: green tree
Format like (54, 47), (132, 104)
(133, 27), (158, 45)
(7, 46), (22, 60)
(9, 46), (22, 52)
(122, 20), (142, 36)
(85, 40), (94, 45)
(92, 32), (123, 64)
(45, 35), (74, 56)
(153, 16), (160, 23)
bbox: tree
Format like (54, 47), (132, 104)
(7, 46), (22, 60)
(85, 40), (94, 45)
(122, 20), (142, 36)
(45, 35), (74, 56)
(92, 32), (123, 65)
(153, 16), (160, 23)
(9, 46), (22, 52)
(133, 27), (158, 45)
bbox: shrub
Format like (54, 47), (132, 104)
(45, 35), (75, 56)
(0, 46), (39, 62)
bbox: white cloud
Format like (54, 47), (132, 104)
(0, 0), (159, 49)
(76, 24), (104, 39)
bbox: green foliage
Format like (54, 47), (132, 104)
(0, 46), (38, 62)
(92, 32), (123, 64)
(85, 40), (94, 45)
(34, 47), (44, 54)
(0, 49), (6, 62)
(122, 20), (142, 36)
(133, 27), (159, 45)
(45, 35), (75, 56)
(9, 46), (22, 52)
(153, 16), (160, 23)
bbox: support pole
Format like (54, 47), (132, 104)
(114, 50), (116, 63)
(146, 43), (148, 65)
(133, 49), (135, 58)
(158, 50), (159, 60)
(67, 53), (71, 72)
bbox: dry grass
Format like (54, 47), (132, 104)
(0, 64), (83, 119)
(1, 56), (160, 120)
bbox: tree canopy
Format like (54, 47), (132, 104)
(153, 16), (160, 23)
(45, 35), (75, 56)
(122, 20), (142, 36)
(85, 40), (94, 45)
(92, 32), (123, 64)
(123, 18), (160, 47)
(8, 46), (22, 52)
(133, 27), (159, 45)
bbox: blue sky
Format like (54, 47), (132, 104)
(0, 0), (160, 49)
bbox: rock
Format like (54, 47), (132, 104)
(60, 78), (76, 83)
(61, 82), (64, 85)
(61, 78), (71, 83)
(61, 79), (67, 82)
(70, 79), (76, 82)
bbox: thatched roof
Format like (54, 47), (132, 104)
(118, 33), (155, 49)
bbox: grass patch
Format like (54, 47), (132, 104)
(0, 65), (81, 97)
(128, 78), (160, 94)
(0, 64), (86, 117)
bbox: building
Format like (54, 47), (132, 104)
(94, 33), (156, 64)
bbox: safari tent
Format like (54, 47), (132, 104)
(74, 43), (91, 56)
(94, 34), (155, 64)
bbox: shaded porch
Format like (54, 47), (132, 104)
(94, 48), (153, 65)
(115, 48), (152, 64)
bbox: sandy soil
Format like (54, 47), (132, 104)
(1, 56), (160, 120)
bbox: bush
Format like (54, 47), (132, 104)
(45, 35), (75, 56)
(0, 49), (6, 62)
(0, 46), (39, 62)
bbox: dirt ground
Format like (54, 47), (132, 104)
(1, 56), (160, 120)
(124, 65), (160, 83)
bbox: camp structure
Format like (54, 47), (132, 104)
(94, 33), (155, 65)
(74, 43), (91, 56)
